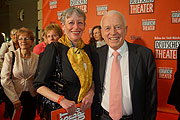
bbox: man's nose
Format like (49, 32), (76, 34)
(110, 27), (117, 34)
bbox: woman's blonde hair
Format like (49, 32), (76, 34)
(10, 28), (18, 36)
(44, 23), (63, 38)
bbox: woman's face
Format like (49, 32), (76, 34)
(11, 33), (18, 43)
(93, 28), (102, 41)
(45, 30), (60, 44)
(62, 12), (85, 43)
(18, 33), (34, 50)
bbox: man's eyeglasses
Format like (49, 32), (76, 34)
(18, 38), (32, 41)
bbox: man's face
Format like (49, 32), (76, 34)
(101, 13), (127, 50)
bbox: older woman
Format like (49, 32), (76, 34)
(33, 7), (95, 119)
(1, 27), (39, 120)
(0, 28), (19, 60)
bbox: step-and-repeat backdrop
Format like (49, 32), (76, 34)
(43, 0), (180, 114)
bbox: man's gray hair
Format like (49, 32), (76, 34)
(100, 10), (126, 27)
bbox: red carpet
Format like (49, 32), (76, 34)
(156, 112), (179, 120)
(0, 102), (9, 120)
(0, 102), (179, 120)
(0, 102), (40, 120)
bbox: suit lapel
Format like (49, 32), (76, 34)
(98, 45), (108, 87)
(128, 42), (140, 93)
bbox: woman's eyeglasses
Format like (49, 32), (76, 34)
(18, 38), (32, 41)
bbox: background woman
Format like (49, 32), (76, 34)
(33, 24), (63, 55)
(33, 7), (95, 119)
(1, 27), (39, 120)
(0, 28), (19, 60)
(89, 25), (106, 48)
(0, 28), (20, 119)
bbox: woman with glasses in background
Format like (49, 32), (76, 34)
(1, 27), (39, 120)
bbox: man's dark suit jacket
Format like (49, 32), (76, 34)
(168, 45), (180, 113)
(92, 41), (157, 120)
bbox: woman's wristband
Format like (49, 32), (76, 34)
(57, 96), (64, 104)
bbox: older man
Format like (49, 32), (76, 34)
(93, 10), (157, 120)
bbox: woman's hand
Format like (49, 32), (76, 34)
(60, 97), (77, 115)
(80, 89), (94, 112)
(80, 82), (95, 112)
(37, 86), (77, 115)
(13, 100), (21, 110)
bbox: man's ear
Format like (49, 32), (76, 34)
(101, 28), (104, 38)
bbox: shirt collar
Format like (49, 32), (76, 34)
(108, 41), (128, 58)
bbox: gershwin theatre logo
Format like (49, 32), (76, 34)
(154, 36), (180, 60)
(129, 0), (155, 14)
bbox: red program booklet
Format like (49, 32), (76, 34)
(51, 103), (91, 120)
